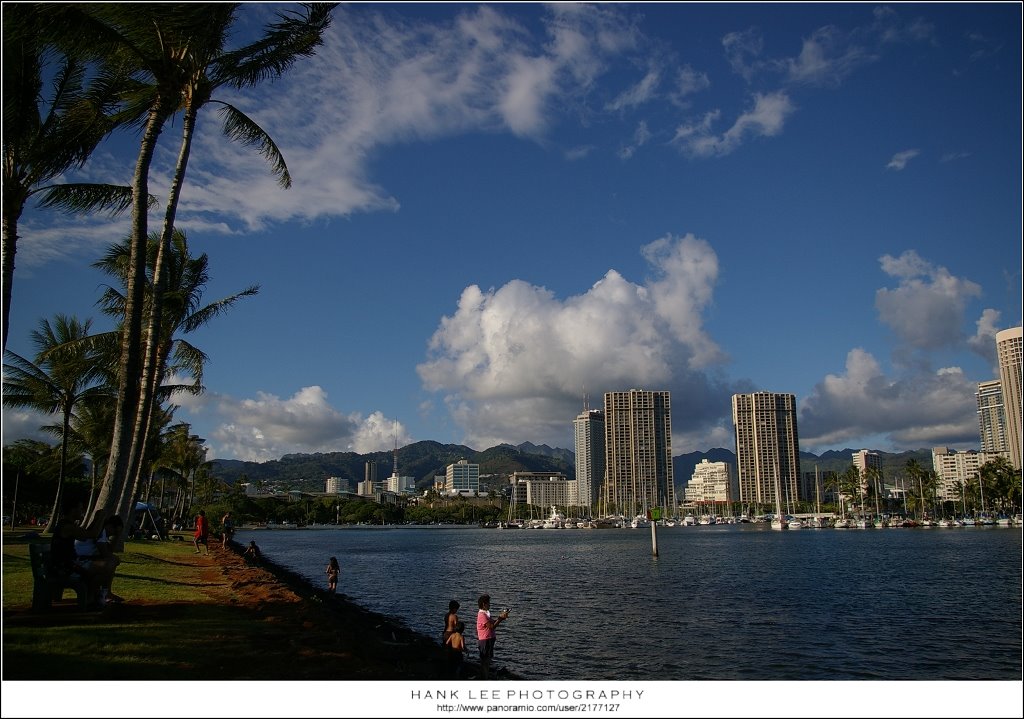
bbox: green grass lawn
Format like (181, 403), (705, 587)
(3, 529), (250, 679)
(2, 527), (451, 682)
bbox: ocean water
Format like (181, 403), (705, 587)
(235, 524), (1022, 681)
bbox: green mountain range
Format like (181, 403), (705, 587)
(210, 442), (934, 494)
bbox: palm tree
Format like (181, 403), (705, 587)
(1, 4), (135, 351)
(2, 315), (110, 530)
(160, 422), (208, 521)
(865, 466), (885, 522)
(905, 459), (928, 520)
(828, 465), (862, 518)
(66, 390), (116, 516)
(92, 228), (258, 522)
(979, 456), (1020, 516)
(50, 4), (335, 530)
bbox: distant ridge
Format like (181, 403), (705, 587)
(210, 442), (934, 494)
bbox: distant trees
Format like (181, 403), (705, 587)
(978, 456), (1021, 515)
(2, 315), (110, 528)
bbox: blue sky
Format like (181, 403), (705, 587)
(3, 2), (1021, 462)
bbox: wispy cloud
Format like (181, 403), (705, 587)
(783, 25), (875, 86)
(940, 151), (971, 163)
(62, 5), (644, 243)
(672, 91), (795, 157)
(671, 64), (711, 105)
(617, 120), (652, 159)
(722, 27), (764, 82)
(886, 149), (921, 171)
(606, 66), (661, 111)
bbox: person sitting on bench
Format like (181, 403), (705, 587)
(74, 515), (124, 605)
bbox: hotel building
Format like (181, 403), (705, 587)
(509, 472), (579, 508)
(976, 379), (1009, 455)
(732, 392), (801, 507)
(573, 407), (605, 510)
(996, 327), (1022, 471)
(602, 389), (676, 514)
(683, 459), (735, 506)
(932, 446), (1004, 502)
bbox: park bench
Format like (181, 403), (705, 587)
(29, 543), (91, 611)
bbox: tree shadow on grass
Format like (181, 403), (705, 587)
(2, 598), (450, 680)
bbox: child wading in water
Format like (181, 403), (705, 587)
(326, 556), (340, 593)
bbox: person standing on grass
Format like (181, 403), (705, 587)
(193, 510), (209, 554)
(326, 556), (340, 593)
(221, 511), (235, 547)
(475, 594), (510, 679)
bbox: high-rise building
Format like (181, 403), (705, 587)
(446, 459), (480, 495)
(850, 449), (884, 505)
(573, 407), (605, 510)
(683, 459), (735, 506)
(325, 476), (350, 494)
(509, 472), (577, 508)
(996, 327), (1022, 470)
(732, 392), (801, 508)
(976, 379), (1008, 455)
(932, 446), (1004, 501)
(602, 389), (675, 514)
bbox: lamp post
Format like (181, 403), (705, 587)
(335, 503), (340, 525)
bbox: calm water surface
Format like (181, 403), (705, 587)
(236, 524), (1022, 681)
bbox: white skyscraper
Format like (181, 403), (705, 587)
(446, 459), (480, 495)
(976, 379), (1009, 455)
(573, 406), (605, 511)
(996, 327), (1022, 470)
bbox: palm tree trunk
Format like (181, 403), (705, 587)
(89, 103), (168, 530)
(127, 108), (199, 516)
(2, 193), (27, 352)
(43, 406), (73, 534)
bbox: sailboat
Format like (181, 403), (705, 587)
(804, 466), (825, 528)
(770, 465), (787, 531)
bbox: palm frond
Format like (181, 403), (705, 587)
(214, 102), (290, 187)
(179, 284), (260, 335)
(213, 3), (335, 89)
(34, 183), (143, 216)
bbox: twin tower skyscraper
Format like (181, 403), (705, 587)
(573, 388), (801, 513)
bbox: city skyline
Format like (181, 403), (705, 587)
(3, 3), (1021, 462)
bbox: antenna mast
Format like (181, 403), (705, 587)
(392, 421), (399, 477)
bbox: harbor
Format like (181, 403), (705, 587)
(236, 522), (1023, 682)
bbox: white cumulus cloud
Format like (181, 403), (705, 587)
(875, 250), (983, 351)
(184, 386), (411, 461)
(799, 348), (980, 449)
(416, 234), (736, 449)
